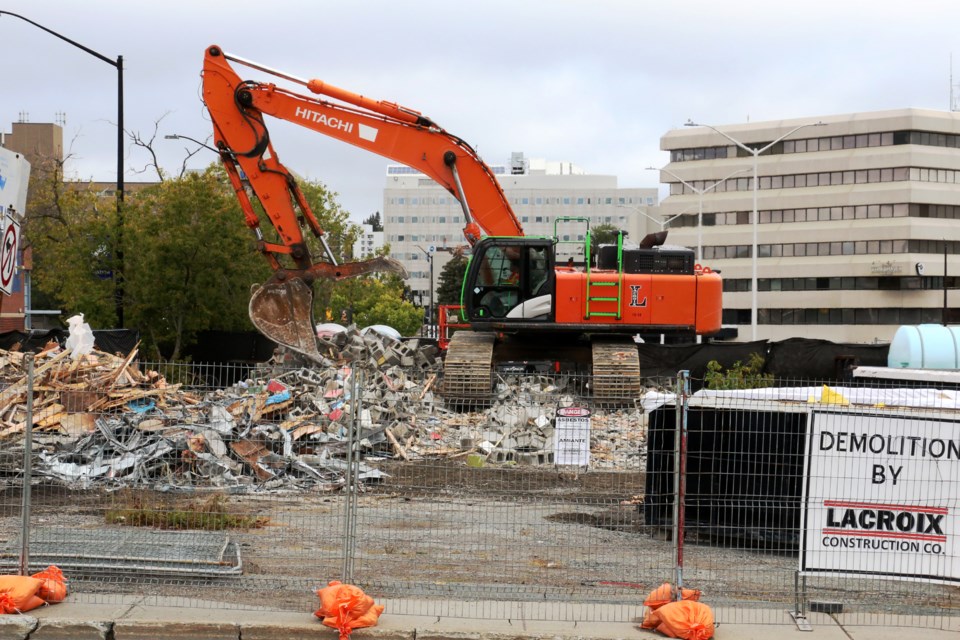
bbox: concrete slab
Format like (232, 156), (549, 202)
(0, 614), (38, 640)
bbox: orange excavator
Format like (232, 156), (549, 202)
(201, 45), (722, 400)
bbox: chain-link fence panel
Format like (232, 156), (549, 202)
(2, 340), (957, 630)
(651, 375), (960, 630)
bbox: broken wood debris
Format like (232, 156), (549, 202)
(0, 327), (649, 492)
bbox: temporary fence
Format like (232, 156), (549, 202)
(0, 351), (957, 630)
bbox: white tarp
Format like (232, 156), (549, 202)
(642, 386), (960, 414)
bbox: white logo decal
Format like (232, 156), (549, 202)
(358, 124), (379, 142)
(294, 107), (354, 134)
(629, 285), (648, 308)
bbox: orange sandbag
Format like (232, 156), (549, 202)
(31, 566), (67, 603)
(641, 600), (714, 640)
(644, 582), (702, 610)
(314, 581), (384, 640)
(0, 575), (45, 613)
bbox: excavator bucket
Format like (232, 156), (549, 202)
(249, 256), (409, 361)
(250, 277), (324, 361)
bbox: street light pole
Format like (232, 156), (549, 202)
(615, 204), (690, 233)
(646, 166), (748, 263)
(415, 245), (435, 334)
(684, 120), (825, 340)
(0, 11), (125, 326)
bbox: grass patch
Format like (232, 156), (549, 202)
(105, 491), (269, 530)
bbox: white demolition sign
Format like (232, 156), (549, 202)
(800, 409), (960, 584)
(555, 406), (591, 466)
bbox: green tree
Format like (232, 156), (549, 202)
(290, 179), (363, 316)
(361, 211), (383, 232)
(330, 275), (422, 336)
(591, 223), (623, 246)
(703, 353), (773, 390)
(26, 155), (120, 327)
(121, 167), (271, 359)
(589, 223), (627, 264)
(436, 254), (468, 306)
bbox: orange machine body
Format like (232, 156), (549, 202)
(553, 268), (722, 333)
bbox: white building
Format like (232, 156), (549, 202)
(352, 223), (384, 259)
(383, 151), (658, 305)
(657, 108), (960, 344)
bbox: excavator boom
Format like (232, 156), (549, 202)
(201, 45), (523, 358)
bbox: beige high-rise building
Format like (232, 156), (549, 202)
(3, 122), (63, 169)
(656, 108), (960, 344)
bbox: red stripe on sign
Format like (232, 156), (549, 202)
(821, 528), (947, 543)
(823, 500), (948, 515)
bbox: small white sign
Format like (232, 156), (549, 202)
(555, 406), (591, 466)
(0, 215), (20, 295)
(801, 409), (960, 584)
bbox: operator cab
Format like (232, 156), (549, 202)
(463, 238), (554, 323)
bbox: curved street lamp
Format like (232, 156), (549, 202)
(683, 120), (825, 340)
(646, 166), (749, 263)
(0, 11), (125, 325)
(615, 204), (691, 233)
(415, 244), (435, 333)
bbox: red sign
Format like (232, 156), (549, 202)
(557, 407), (591, 418)
(0, 217), (20, 295)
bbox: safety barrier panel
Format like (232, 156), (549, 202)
(0, 352), (957, 629)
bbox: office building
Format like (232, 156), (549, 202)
(383, 151), (658, 305)
(657, 108), (960, 344)
(353, 223), (385, 259)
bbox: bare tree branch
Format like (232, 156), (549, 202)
(127, 112), (171, 182)
(177, 136), (212, 178)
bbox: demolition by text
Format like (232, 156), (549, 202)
(818, 430), (960, 460)
(821, 536), (944, 554)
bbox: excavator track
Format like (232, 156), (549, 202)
(591, 340), (642, 403)
(442, 331), (495, 403)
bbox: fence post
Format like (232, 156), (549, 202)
(341, 367), (362, 582)
(673, 369), (690, 596)
(19, 354), (35, 576)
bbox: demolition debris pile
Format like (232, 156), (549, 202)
(0, 329), (648, 491)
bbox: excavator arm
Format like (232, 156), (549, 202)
(201, 45), (524, 358)
(202, 45), (523, 247)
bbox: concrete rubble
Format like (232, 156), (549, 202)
(0, 327), (650, 492)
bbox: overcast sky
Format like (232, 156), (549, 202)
(3, 0), (959, 222)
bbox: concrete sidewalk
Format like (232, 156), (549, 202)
(1, 597), (957, 640)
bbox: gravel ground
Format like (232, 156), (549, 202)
(1, 465), (958, 623)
